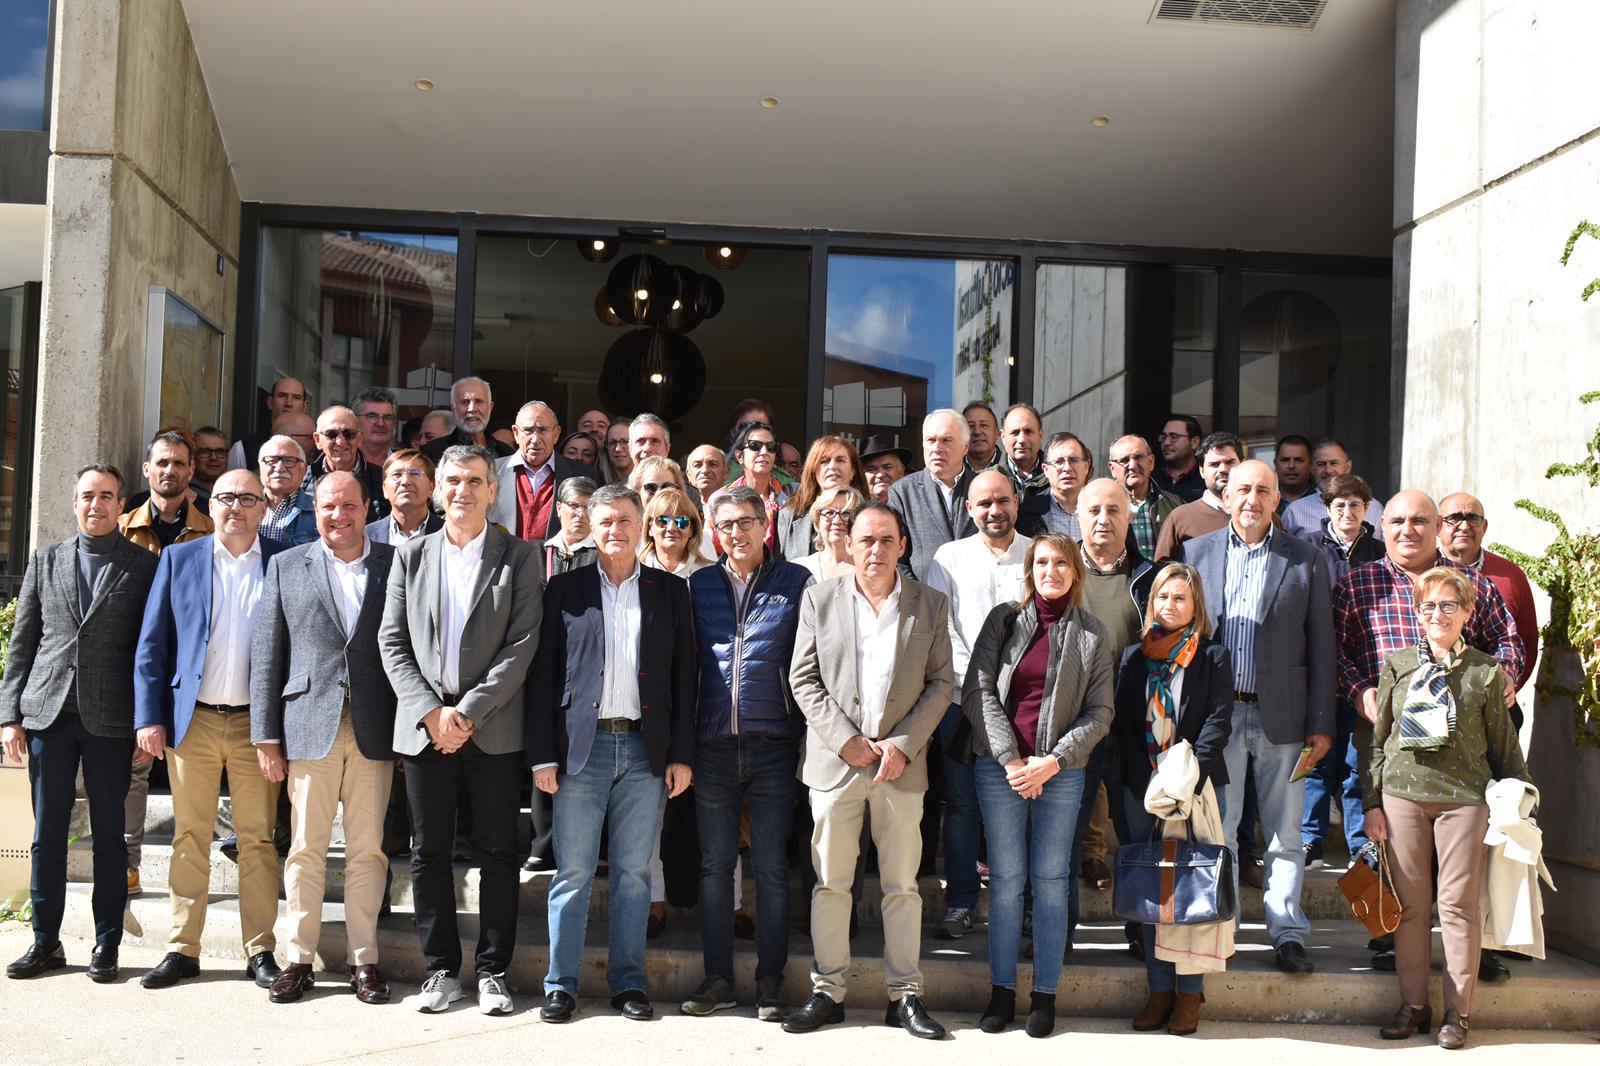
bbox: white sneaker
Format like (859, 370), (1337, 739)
(412, 969), (463, 1012)
(478, 972), (514, 1015)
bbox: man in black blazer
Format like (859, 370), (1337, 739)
(1, 463), (159, 982)
(251, 471), (398, 1005)
(887, 409), (977, 581)
(528, 483), (696, 1024)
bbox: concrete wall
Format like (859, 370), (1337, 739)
(32, 0), (239, 544)
(1394, 0), (1600, 961)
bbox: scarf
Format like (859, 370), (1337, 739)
(1399, 638), (1458, 751)
(1141, 623), (1199, 769)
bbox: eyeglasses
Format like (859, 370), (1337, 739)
(743, 440), (781, 454)
(318, 429), (359, 442)
(653, 515), (692, 530)
(1417, 600), (1462, 617)
(1441, 512), (1486, 529)
(715, 516), (762, 534)
(359, 412), (398, 425)
(212, 492), (263, 508)
(1108, 454), (1150, 469)
(1043, 456), (1090, 470)
(387, 469), (429, 483)
(640, 482), (677, 494)
(260, 455), (305, 468)
(1328, 499), (1367, 513)
(818, 508), (849, 522)
(195, 447), (228, 460)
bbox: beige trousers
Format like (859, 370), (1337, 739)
(809, 771), (925, 1002)
(284, 712), (393, 965)
(166, 706), (280, 957)
(1383, 794), (1490, 1016)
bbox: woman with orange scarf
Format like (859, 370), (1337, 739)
(1109, 563), (1234, 1037)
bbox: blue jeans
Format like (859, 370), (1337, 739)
(545, 731), (667, 997)
(1120, 789), (1217, 995)
(1301, 702), (1367, 854)
(694, 734), (800, 983)
(1219, 703), (1311, 946)
(974, 758), (1084, 994)
(28, 714), (133, 948)
(936, 703), (981, 910)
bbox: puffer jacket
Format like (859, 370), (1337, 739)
(961, 598), (1115, 770)
(690, 554), (812, 741)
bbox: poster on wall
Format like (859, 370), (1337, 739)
(953, 259), (1014, 413)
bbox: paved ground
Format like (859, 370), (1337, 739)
(3, 927), (1596, 1066)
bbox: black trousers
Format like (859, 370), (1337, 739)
(403, 740), (524, 976)
(28, 714), (133, 948)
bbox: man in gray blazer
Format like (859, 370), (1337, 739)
(1178, 459), (1335, 976)
(1, 463), (159, 982)
(251, 471), (397, 1005)
(378, 445), (543, 1015)
(784, 502), (954, 1040)
(489, 401), (599, 542)
(887, 408), (977, 581)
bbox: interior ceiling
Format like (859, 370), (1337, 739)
(183, 0), (1395, 257)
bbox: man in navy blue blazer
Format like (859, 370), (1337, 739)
(132, 469), (287, 990)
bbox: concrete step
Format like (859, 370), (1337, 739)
(57, 882), (1600, 1029)
(83, 838), (1370, 926)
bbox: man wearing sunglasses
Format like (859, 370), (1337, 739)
(310, 405), (387, 522)
(491, 401), (599, 544)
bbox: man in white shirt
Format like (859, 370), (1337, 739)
(132, 470), (286, 991)
(367, 448), (442, 544)
(250, 471), (399, 1005)
(921, 470), (1029, 939)
(786, 502), (954, 1040)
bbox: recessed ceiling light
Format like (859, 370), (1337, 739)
(415, 79), (435, 92)
(759, 96), (779, 109)
(591, 239), (607, 251)
(718, 246), (733, 258)
(1090, 115), (1110, 127)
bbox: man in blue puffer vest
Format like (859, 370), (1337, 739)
(678, 485), (814, 1023)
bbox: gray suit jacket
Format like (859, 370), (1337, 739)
(1180, 526), (1337, 744)
(789, 575), (954, 792)
(0, 537), (158, 738)
(490, 454), (599, 541)
(378, 524), (543, 756)
(887, 468), (977, 582)
(250, 541), (397, 762)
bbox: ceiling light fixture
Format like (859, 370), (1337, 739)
(636, 288), (650, 301)
(578, 238), (618, 264)
(759, 96), (779, 109)
(415, 79), (435, 92)
(649, 372), (666, 384)
(704, 244), (746, 270)
(1090, 115), (1110, 127)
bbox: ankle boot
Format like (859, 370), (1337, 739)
(979, 985), (1015, 1033)
(1025, 991), (1056, 1038)
(1167, 992), (1204, 1036)
(1379, 1002), (1432, 1040)
(1132, 990), (1175, 1031)
(1437, 1009), (1469, 1050)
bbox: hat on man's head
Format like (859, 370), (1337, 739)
(858, 434), (913, 466)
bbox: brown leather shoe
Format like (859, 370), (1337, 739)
(1379, 1002), (1432, 1040)
(1167, 992), (1203, 1036)
(1080, 857), (1112, 891)
(1437, 1009), (1469, 1050)
(349, 964), (390, 1004)
(1132, 990), (1175, 1031)
(268, 963), (315, 1003)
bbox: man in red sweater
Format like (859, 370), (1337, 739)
(1437, 492), (1540, 718)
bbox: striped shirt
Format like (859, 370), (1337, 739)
(1221, 525), (1274, 693)
(1041, 496), (1082, 540)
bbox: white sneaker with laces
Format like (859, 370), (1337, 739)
(478, 972), (514, 1015)
(937, 906), (974, 939)
(412, 969), (463, 1013)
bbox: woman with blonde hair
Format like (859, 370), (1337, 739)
(777, 435), (869, 560)
(1109, 562), (1234, 1036)
(961, 532), (1114, 1038)
(795, 485), (864, 581)
(628, 455), (687, 508)
(639, 486), (710, 578)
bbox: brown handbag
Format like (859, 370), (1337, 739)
(1338, 842), (1401, 937)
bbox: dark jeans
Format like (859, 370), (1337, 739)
(936, 703), (981, 910)
(1302, 702), (1367, 854)
(1068, 739), (1132, 941)
(403, 740), (525, 976)
(694, 734), (801, 983)
(28, 714), (133, 948)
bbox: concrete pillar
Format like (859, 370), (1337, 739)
(32, 0), (240, 545)
(1394, 0), (1600, 961)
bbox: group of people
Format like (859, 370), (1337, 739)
(0, 377), (1540, 1049)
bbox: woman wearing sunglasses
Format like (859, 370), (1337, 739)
(628, 456), (688, 509)
(796, 486), (864, 582)
(640, 486), (711, 579)
(709, 422), (789, 553)
(777, 436), (870, 562)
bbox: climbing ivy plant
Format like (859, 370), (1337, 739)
(1561, 220), (1600, 301)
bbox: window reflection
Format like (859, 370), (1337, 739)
(0, 4), (50, 131)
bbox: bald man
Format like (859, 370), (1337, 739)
(1437, 492), (1538, 694)
(490, 401), (599, 543)
(1180, 460), (1334, 975)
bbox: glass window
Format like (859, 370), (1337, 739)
(1035, 262), (1128, 462)
(255, 228), (458, 429)
(1239, 272), (1391, 487)
(823, 254), (1015, 451)
(0, 283), (38, 574)
(1170, 267), (1219, 426)
(0, 4), (50, 131)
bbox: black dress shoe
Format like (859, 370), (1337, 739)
(86, 946), (119, 983)
(612, 989), (654, 1020)
(1372, 948), (1397, 971)
(1274, 941), (1315, 975)
(141, 952), (200, 989)
(246, 952), (281, 988)
(886, 994), (946, 1039)
(541, 990), (577, 1022)
(782, 992), (846, 1033)
(6, 942), (66, 979)
(1478, 950), (1511, 983)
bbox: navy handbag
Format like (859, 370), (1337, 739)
(1113, 822), (1237, 926)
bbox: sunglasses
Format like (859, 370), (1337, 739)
(653, 515), (692, 530)
(744, 440), (781, 454)
(640, 482), (677, 494)
(319, 429), (359, 442)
